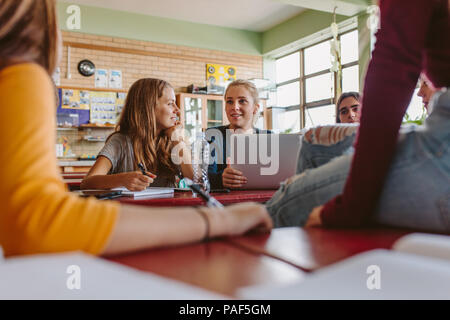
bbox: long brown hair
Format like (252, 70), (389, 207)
(115, 78), (178, 178)
(0, 0), (59, 74)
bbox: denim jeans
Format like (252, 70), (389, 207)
(266, 88), (450, 232)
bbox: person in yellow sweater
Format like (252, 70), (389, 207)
(0, 0), (272, 257)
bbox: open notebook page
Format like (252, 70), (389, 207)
(0, 251), (225, 299)
(392, 233), (450, 261)
(112, 187), (174, 198)
(238, 249), (450, 299)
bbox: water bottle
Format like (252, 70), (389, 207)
(191, 131), (210, 195)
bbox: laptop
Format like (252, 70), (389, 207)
(229, 133), (302, 189)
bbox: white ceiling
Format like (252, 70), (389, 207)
(61, 0), (307, 32)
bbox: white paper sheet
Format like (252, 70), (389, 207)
(0, 251), (225, 300)
(112, 187), (174, 199)
(238, 249), (450, 300)
(393, 233), (450, 261)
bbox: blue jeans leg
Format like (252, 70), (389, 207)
(374, 89), (450, 232)
(266, 153), (352, 227)
(296, 134), (356, 174)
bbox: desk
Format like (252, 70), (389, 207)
(64, 178), (83, 191)
(106, 227), (410, 297)
(61, 172), (87, 180)
(227, 227), (410, 271)
(107, 239), (305, 297)
(118, 190), (276, 207)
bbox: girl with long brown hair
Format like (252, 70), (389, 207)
(0, 0), (272, 257)
(81, 78), (193, 190)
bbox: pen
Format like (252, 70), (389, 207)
(96, 191), (123, 200)
(184, 178), (224, 208)
(138, 162), (156, 178)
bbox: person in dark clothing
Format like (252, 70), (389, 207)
(207, 80), (271, 189)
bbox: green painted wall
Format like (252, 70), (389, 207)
(262, 9), (347, 54)
(57, 2), (262, 55)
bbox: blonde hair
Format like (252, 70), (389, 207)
(225, 79), (261, 125)
(114, 78), (178, 180)
(225, 79), (260, 105)
(0, 0), (59, 74)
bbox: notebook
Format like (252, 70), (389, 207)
(0, 251), (225, 299)
(238, 233), (450, 299)
(112, 187), (174, 199)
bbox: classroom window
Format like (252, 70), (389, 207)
(340, 30), (359, 65)
(276, 52), (300, 84)
(278, 109), (301, 133)
(305, 73), (334, 103)
(271, 108), (301, 133)
(276, 81), (300, 108)
(304, 104), (336, 128)
(304, 41), (332, 75)
(342, 65), (359, 93)
(274, 28), (359, 131)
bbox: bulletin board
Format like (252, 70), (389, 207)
(56, 88), (127, 126)
(61, 89), (90, 110)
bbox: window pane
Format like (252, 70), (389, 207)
(341, 30), (359, 65)
(276, 52), (300, 84)
(304, 41), (332, 75)
(277, 81), (300, 107)
(342, 65), (359, 93)
(271, 109), (300, 133)
(304, 104), (336, 128)
(305, 73), (334, 103)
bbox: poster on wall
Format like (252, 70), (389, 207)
(116, 92), (127, 119)
(109, 70), (123, 89)
(61, 89), (90, 110)
(90, 91), (117, 125)
(206, 63), (237, 85)
(95, 69), (108, 88)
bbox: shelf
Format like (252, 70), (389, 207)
(82, 136), (106, 142)
(79, 123), (116, 129)
(58, 86), (127, 93)
(57, 127), (78, 131)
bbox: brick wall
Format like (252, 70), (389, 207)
(59, 31), (263, 92)
(57, 31), (263, 158)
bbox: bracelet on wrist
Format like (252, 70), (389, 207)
(196, 207), (210, 242)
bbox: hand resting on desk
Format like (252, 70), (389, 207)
(102, 202), (272, 256)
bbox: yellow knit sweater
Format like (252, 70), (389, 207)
(0, 63), (119, 257)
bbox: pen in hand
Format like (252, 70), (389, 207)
(137, 162), (157, 179)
